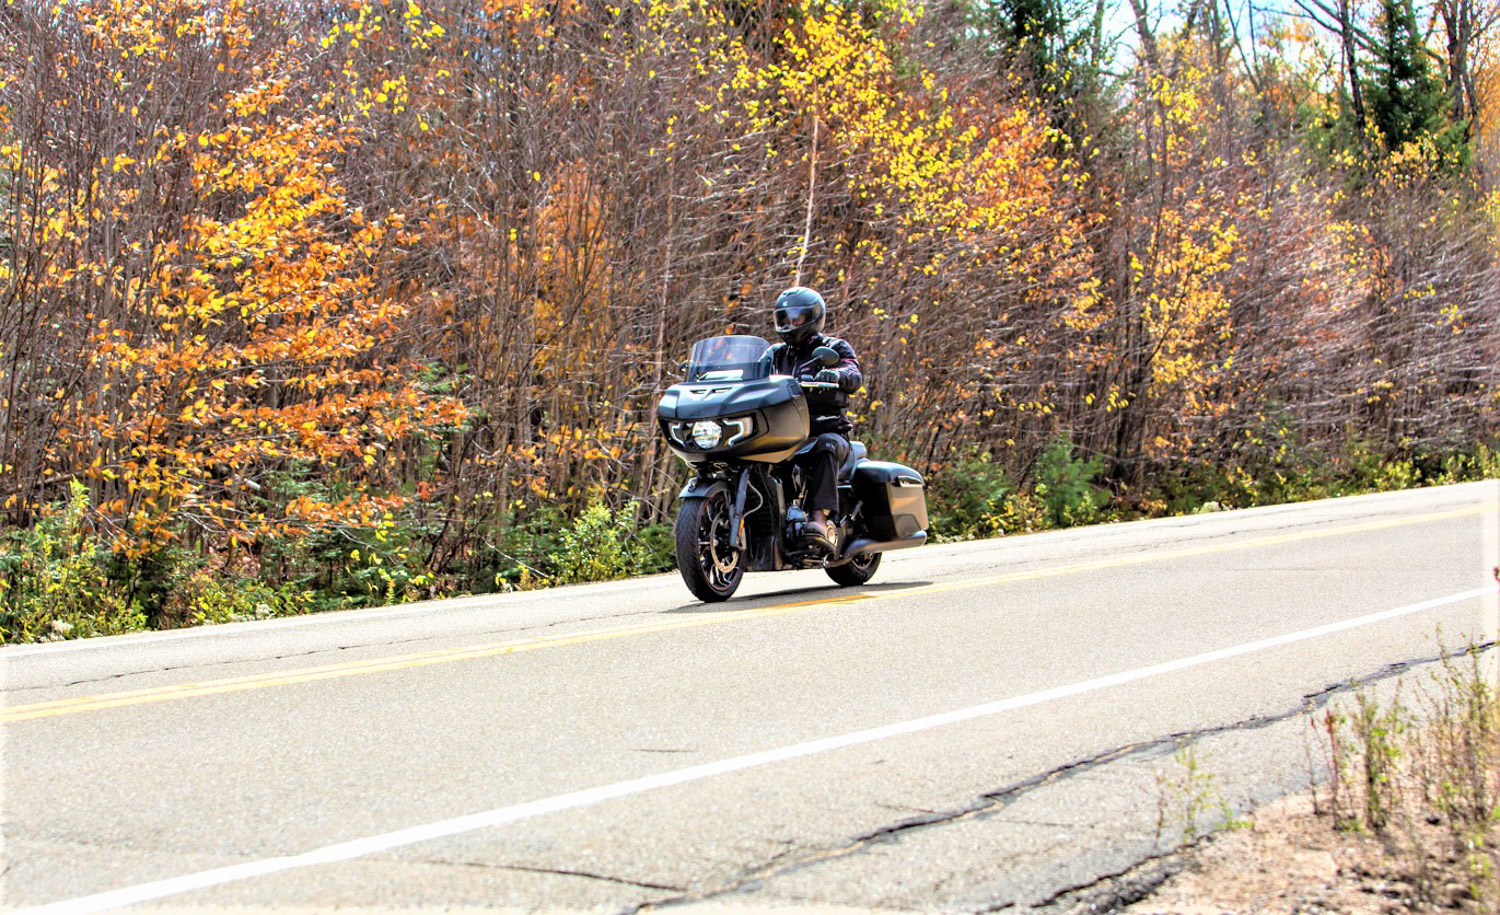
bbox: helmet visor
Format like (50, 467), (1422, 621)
(775, 304), (818, 331)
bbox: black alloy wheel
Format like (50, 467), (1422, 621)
(826, 550), (880, 587)
(674, 489), (744, 601)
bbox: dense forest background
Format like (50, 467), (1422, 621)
(1, 0), (1496, 637)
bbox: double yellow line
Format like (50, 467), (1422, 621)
(0, 595), (872, 724)
(4, 503), (1493, 724)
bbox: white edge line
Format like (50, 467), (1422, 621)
(17, 586), (1492, 915)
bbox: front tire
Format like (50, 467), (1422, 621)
(675, 489), (744, 601)
(826, 551), (880, 587)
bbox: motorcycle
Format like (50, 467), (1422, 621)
(657, 334), (929, 601)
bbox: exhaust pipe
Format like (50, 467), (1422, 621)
(836, 531), (928, 563)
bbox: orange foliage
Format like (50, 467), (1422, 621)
(6, 0), (464, 553)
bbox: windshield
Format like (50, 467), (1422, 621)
(685, 335), (772, 383)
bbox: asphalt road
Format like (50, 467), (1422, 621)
(3, 482), (1498, 914)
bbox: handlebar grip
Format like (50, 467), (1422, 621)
(799, 381), (842, 391)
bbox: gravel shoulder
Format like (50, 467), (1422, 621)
(1121, 791), (1488, 914)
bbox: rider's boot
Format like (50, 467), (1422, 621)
(804, 510), (837, 552)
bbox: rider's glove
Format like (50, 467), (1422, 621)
(815, 368), (840, 384)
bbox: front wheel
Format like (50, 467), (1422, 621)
(675, 490), (744, 601)
(826, 551), (881, 587)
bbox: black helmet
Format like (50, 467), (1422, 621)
(774, 287), (826, 347)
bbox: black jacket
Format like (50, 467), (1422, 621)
(771, 334), (862, 436)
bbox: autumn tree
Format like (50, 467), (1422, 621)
(2, 0), (464, 602)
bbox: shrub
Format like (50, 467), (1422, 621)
(995, 488), (1049, 535)
(491, 499), (670, 588)
(631, 520), (678, 576)
(337, 511), (439, 607)
(0, 482), (146, 642)
(489, 502), (569, 590)
(926, 448), (1015, 540)
(252, 488), (446, 610)
(1439, 443), (1500, 484)
(925, 441), (1110, 539)
(163, 567), (311, 626)
(550, 501), (653, 585)
(1032, 436), (1109, 529)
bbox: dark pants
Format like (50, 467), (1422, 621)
(795, 433), (850, 515)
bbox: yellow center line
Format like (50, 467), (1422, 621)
(4, 503), (1492, 724)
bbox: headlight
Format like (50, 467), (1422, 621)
(690, 421), (722, 449)
(722, 416), (753, 445)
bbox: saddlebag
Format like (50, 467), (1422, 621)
(852, 461), (928, 542)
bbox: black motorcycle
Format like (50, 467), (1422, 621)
(657, 335), (929, 602)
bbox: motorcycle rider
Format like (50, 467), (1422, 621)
(769, 286), (862, 548)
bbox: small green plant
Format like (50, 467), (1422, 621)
(1154, 738), (1248, 848)
(0, 481), (147, 642)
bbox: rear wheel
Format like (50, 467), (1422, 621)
(675, 489), (744, 601)
(826, 551), (880, 587)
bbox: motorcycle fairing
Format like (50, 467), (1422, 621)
(658, 377), (810, 464)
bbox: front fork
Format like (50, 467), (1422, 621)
(730, 468), (751, 549)
(681, 467), (754, 550)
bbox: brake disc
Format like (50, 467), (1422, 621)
(708, 514), (739, 574)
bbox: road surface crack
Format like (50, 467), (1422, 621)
(21, 643), (376, 692)
(976, 846), (1198, 913)
(422, 858), (683, 892)
(625, 643), (1495, 914)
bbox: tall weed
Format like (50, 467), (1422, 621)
(1315, 646), (1500, 903)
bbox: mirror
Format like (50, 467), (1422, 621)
(813, 346), (839, 367)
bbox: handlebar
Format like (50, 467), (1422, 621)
(799, 380), (842, 392)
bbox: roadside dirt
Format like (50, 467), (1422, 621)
(1121, 792), (1490, 914)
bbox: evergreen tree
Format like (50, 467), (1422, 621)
(968, 0), (1112, 150)
(1363, 0), (1466, 162)
(983, 0), (1067, 76)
